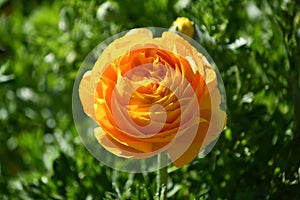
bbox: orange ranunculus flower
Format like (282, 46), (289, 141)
(79, 28), (226, 167)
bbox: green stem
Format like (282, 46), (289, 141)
(157, 154), (168, 200)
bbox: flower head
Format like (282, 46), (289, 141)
(78, 28), (226, 168)
(171, 17), (195, 38)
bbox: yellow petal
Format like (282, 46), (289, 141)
(78, 70), (97, 121)
(125, 28), (153, 38)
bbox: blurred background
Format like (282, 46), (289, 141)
(0, 0), (300, 199)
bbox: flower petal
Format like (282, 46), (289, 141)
(78, 70), (97, 121)
(168, 121), (209, 167)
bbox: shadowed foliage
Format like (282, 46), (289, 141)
(0, 0), (299, 199)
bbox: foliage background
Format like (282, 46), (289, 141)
(1, 0), (300, 199)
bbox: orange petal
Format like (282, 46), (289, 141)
(96, 115), (153, 152)
(168, 121), (208, 167)
(94, 127), (139, 158)
(94, 127), (167, 158)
